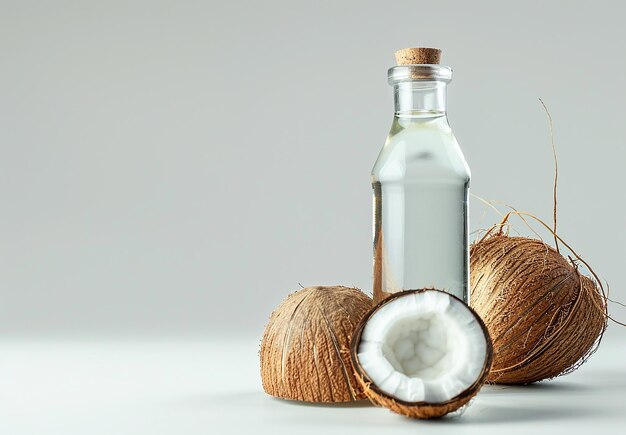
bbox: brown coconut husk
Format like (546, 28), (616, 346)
(260, 285), (372, 402)
(469, 101), (614, 384)
(470, 227), (607, 384)
(350, 289), (493, 418)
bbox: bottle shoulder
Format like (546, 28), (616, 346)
(372, 120), (470, 184)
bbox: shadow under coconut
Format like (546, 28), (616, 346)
(275, 397), (374, 408)
(459, 403), (607, 425)
(480, 380), (594, 395)
(577, 369), (626, 386)
(176, 391), (373, 409)
(440, 381), (612, 425)
(176, 391), (267, 409)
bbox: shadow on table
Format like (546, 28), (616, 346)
(181, 391), (373, 409)
(179, 391), (265, 408)
(454, 403), (605, 425)
(449, 380), (614, 425)
(481, 375), (626, 396)
(276, 397), (373, 408)
(180, 378), (617, 425)
(479, 379), (594, 394)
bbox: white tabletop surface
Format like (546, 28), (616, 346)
(1, 331), (624, 435)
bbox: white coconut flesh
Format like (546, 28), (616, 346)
(357, 291), (488, 403)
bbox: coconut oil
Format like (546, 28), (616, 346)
(372, 52), (470, 303)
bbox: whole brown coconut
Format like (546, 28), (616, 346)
(260, 286), (372, 402)
(470, 234), (607, 384)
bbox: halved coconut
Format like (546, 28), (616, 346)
(350, 289), (493, 419)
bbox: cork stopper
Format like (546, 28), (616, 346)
(395, 47), (441, 65)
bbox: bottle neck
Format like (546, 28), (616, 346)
(394, 81), (447, 117)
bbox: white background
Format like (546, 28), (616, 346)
(1, 1), (625, 434)
(1, 0), (625, 336)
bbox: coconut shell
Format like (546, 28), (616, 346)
(470, 235), (607, 384)
(260, 286), (372, 402)
(350, 289), (493, 419)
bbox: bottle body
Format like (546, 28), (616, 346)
(372, 69), (470, 304)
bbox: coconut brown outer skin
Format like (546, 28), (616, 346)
(260, 286), (372, 402)
(350, 289), (494, 419)
(470, 235), (607, 384)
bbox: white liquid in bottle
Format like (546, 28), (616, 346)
(372, 52), (470, 304)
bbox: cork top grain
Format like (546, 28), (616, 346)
(395, 48), (441, 65)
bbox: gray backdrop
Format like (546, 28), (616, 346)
(1, 0), (624, 337)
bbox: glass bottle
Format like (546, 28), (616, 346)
(372, 61), (471, 304)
